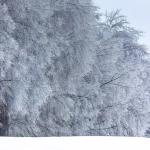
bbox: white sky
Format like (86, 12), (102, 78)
(93, 0), (150, 49)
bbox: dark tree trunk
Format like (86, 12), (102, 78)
(0, 102), (8, 136)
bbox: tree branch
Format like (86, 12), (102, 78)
(100, 73), (125, 88)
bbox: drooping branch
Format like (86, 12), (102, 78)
(100, 73), (125, 88)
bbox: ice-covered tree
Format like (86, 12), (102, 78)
(96, 10), (150, 136)
(0, 0), (150, 137)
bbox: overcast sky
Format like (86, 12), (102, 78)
(93, 0), (150, 49)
